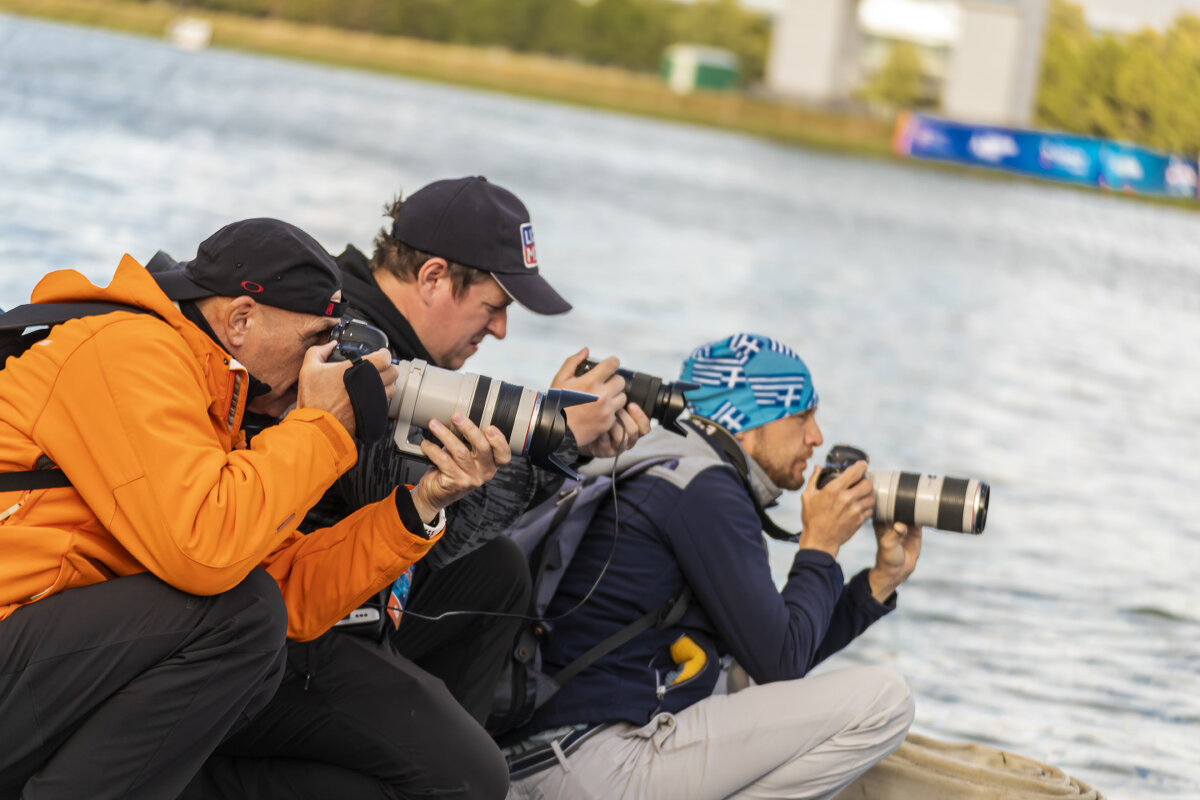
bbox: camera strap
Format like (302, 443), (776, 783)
(342, 356), (390, 443)
(683, 417), (800, 543)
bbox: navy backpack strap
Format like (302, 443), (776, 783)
(0, 302), (154, 331)
(547, 586), (692, 693)
(0, 469), (72, 492)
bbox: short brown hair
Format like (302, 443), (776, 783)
(370, 196), (490, 297)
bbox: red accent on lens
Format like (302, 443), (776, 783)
(241, 281), (264, 293)
(520, 393), (541, 454)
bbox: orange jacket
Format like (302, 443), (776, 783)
(0, 256), (438, 640)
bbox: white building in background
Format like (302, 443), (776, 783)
(766, 0), (1047, 125)
(940, 0), (1048, 126)
(763, 0), (1200, 126)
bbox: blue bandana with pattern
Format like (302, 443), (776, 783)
(680, 333), (818, 433)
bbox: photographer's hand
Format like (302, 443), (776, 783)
(798, 461), (874, 557)
(296, 343), (398, 438)
(552, 348), (651, 457)
(589, 403), (652, 458)
(868, 520), (923, 602)
(410, 414), (512, 523)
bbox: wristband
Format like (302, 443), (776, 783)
(420, 508), (446, 540)
(394, 489), (446, 540)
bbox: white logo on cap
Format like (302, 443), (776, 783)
(520, 222), (538, 270)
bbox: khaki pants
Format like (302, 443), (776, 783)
(510, 665), (914, 800)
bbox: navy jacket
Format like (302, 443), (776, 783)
(523, 422), (895, 732)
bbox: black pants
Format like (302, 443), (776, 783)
(0, 569), (287, 800)
(181, 536), (529, 800)
(183, 632), (509, 800)
(394, 535), (532, 724)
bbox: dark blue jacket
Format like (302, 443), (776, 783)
(522, 423), (895, 733)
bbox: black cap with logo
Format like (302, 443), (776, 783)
(391, 176), (571, 315)
(152, 218), (347, 318)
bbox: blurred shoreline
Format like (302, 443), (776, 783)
(3, 0), (1198, 211)
(0, 0), (893, 155)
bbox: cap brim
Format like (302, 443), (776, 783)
(492, 271), (571, 315)
(150, 264), (216, 301)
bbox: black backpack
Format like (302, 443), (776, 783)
(0, 302), (155, 491)
(486, 456), (691, 738)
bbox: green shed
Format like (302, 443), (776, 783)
(661, 44), (740, 94)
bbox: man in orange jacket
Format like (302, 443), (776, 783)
(0, 218), (510, 799)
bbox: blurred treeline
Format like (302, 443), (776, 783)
(1037, 0), (1200, 154)
(161, 0), (772, 81)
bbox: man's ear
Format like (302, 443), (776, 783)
(223, 295), (258, 349)
(415, 257), (450, 305)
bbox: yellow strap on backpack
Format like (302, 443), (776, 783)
(669, 635), (707, 685)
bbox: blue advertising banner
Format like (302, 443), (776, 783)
(893, 113), (1199, 200)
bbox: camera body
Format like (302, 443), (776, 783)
(817, 444), (989, 535)
(329, 319), (594, 478)
(574, 359), (699, 435)
(329, 315), (389, 358)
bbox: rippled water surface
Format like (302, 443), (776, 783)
(2, 15), (1198, 797)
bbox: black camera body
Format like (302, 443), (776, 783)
(330, 318), (389, 361)
(817, 444), (989, 535)
(816, 444), (871, 489)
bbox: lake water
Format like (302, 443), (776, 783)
(2, 14), (1198, 797)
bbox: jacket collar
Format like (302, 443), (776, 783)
(31, 256), (249, 434)
(680, 417), (784, 509)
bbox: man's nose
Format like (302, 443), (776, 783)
(807, 419), (824, 447)
(488, 309), (507, 340)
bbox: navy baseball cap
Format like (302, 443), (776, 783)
(392, 176), (571, 315)
(151, 218), (347, 318)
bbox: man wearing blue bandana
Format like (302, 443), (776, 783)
(505, 333), (923, 800)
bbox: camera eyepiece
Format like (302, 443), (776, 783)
(575, 359), (699, 435)
(816, 443), (989, 535)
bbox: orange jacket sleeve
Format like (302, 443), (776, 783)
(262, 488), (441, 641)
(33, 315), (358, 596)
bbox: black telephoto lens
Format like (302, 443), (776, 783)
(575, 359), (698, 434)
